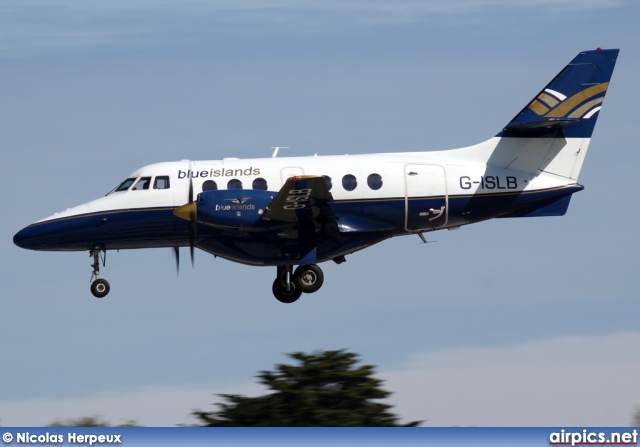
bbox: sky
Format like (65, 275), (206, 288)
(1, 0), (639, 427)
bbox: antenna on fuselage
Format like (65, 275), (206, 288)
(271, 146), (289, 158)
(417, 232), (437, 244)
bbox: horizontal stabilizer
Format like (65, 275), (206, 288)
(503, 118), (578, 136)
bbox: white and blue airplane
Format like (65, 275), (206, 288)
(14, 49), (619, 303)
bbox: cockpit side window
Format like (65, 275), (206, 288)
(153, 176), (170, 190)
(132, 177), (151, 190)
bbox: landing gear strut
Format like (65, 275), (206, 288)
(272, 263), (324, 303)
(89, 249), (110, 298)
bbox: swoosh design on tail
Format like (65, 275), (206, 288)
(528, 82), (608, 119)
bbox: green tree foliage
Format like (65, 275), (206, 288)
(193, 350), (420, 427)
(47, 416), (139, 427)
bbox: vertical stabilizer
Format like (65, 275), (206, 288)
(492, 49), (619, 180)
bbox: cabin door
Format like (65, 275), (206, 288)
(404, 164), (448, 231)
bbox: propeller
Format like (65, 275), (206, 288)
(173, 161), (198, 271)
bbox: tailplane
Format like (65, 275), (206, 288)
(490, 48), (619, 180)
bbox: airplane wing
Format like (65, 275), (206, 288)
(262, 176), (341, 264)
(261, 175), (333, 223)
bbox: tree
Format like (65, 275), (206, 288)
(48, 416), (139, 427)
(193, 350), (420, 426)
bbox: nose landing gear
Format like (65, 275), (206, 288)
(89, 249), (110, 298)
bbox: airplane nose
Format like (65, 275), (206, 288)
(13, 219), (93, 251)
(14, 212), (107, 251)
(13, 219), (83, 250)
(13, 224), (45, 250)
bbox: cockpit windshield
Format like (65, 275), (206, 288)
(106, 177), (137, 195)
(106, 175), (172, 195)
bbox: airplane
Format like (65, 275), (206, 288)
(13, 48), (619, 303)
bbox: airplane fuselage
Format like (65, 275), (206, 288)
(15, 139), (581, 266)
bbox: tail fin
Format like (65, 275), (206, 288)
(492, 48), (619, 180)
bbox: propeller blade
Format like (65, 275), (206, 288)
(173, 160), (196, 268)
(172, 246), (180, 275)
(173, 201), (197, 267)
(189, 209), (196, 268)
(187, 159), (196, 202)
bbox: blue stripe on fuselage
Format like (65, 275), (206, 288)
(13, 185), (582, 263)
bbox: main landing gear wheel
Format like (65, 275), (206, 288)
(272, 278), (302, 304)
(272, 264), (324, 303)
(293, 264), (324, 294)
(91, 278), (110, 298)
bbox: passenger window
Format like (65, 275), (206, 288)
(342, 174), (357, 191)
(132, 177), (151, 190)
(153, 176), (170, 190)
(202, 180), (218, 192)
(324, 176), (333, 191)
(227, 179), (243, 190)
(252, 178), (268, 190)
(367, 173), (383, 190)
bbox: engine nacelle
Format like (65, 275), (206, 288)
(195, 189), (275, 229)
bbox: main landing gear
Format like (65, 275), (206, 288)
(89, 249), (110, 298)
(272, 264), (324, 304)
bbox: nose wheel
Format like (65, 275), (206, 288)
(91, 278), (110, 298)
(89, 249), (110, 298)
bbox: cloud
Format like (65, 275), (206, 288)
(0, 382), (265, 427)
(1, 333), (638, 426)
(0, 0), (626, 56)
(382, 332), (640, 426)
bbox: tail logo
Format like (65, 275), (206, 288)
(528, 82), (609, 119)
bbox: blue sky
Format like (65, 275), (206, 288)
(1, 0), (639, 426)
